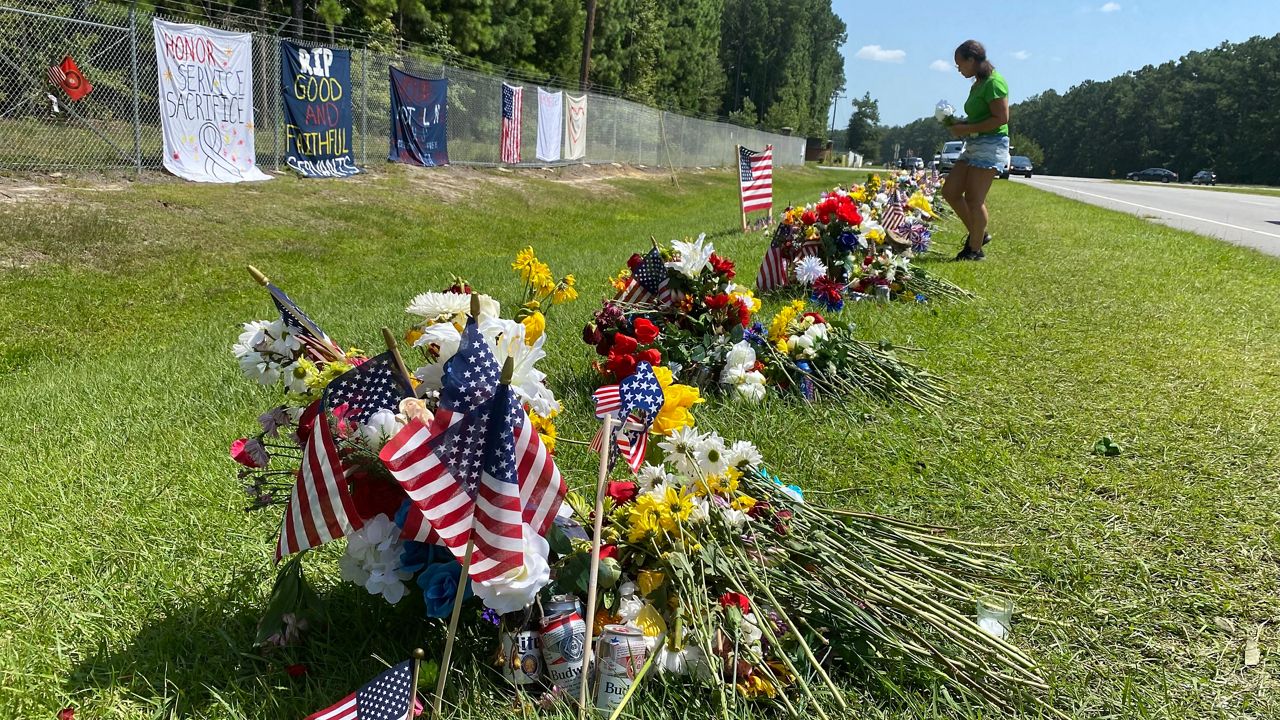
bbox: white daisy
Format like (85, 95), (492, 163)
(726, 440), (763, 470)
(658, 426), (705, 475)
(694, 433), (730, 476)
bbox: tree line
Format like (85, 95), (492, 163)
(133, 0), (846, 136)
(870, 34), (1280, 184)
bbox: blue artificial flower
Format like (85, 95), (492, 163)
(914, 293), (928, 304)
(481, 607), (501, 625)
(911, 228), (932, 254)
(836, 230), (863, 252)
(744, 321), (769, 346)
(761, 468), (804, 502)
(810, 289), (844, 313)
(419, 558), (473, 618)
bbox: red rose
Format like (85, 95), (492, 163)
(800, 209), (817, 226)
(600, 544), (619, 560)
(58, 709), (75, 720)
(633, 318), (660, 344)
(737, 300), (752, 327)
(709, 254), (737, 279)
(836, 198), (862, 225)
(285, 663), (309, 678)
(802, 311), (826, 324)
(638, 348), (662, 366)
(816, 196), (839, 224)
(718, 592), (752, 614)
(606, 481), (638, 505)
(611, 333), (639, 355)
(605, 352), (637, 380)
(704, 293), (731, 310)
(627, 253), (645, 271)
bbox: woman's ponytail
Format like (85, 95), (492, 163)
(956, 39), (994, 79)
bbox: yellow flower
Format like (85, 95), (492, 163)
(696, 468), (741, 498)
(768, 300), (807, 342)
(659, 487), (694, 531)
(731, 494), (758, 512)
(730, 288), (762, 313)
(511, 246), (537, 280)
(907, 192), (934, 217)
(636, 569), (665, 596)
(627, 496), (663, 543)
(850, 186), (868, 203)
(805, 226), (820, 241)
(308, 360), (353, 390)
(521, 311), (546, 345)
(634, 604), (668, 638)
(552, 275), (578, 304)
(404, 327), (424, 347)
(865, 228), (885, 243)
(653, 382), (703, 435)
(531, 260), (556, 294)
(737, 674), (777, 699)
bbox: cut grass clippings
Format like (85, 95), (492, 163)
(2, 164), (1280, 719)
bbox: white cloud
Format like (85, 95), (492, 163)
(1012, 50), (1031, 61)
(1100, 2), (1121, 12)
(855, 45), (906, 64)
(929, 59), (951, 72)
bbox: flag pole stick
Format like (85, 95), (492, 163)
(408, 647), (425, 719)
(381, 326), (414, 388)
(576, 413), (614, 719)
(433, 295), (508, 720)
(247, 264), (270, 286)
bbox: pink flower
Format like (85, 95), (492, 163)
(58, 709), (75, 720)
(229, 438), (268, 468)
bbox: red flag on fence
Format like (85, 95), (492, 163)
(47, 56), (92, 101)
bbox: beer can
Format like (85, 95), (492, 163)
(545, 594), (583, 618)
(593, 624), (648, 713)
(500, 626), (544, 687)
(540, 611), (587, 696)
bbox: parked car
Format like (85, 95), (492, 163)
(1191, 169), (1217, 185)
(1001, 155), (1033, 179)
(1126, 167), (1178, 183)
(939, 141), (964, 173)
(897, 156), (923, 170)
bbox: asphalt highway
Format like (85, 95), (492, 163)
(1019, 175), (1280, 256)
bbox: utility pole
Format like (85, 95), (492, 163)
(579, 0), (598, 92)
(829, 91), (844, 139)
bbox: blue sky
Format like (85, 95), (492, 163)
(829, 0), (1280, 128)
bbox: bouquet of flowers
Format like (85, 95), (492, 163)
(586, 237), (947, 408)
(935, 99), (959, 126)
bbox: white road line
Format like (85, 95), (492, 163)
(1025, 180), (1280, 241)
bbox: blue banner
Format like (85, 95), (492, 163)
(389, 67), (449, 167)
(280, 41), (359, 178)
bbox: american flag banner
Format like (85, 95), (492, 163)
(379, 315), (564, 582)
(590, 362), (665, 472)
(615, 247), (671, 305)
(500, 83), (523, 164)
(305, 660), (415, 720)
(738, 145), (773, 214)
(322, 351), (414, 426)
(276, 402), (364, 561)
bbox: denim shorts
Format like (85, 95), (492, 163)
(957, 134), (1010, 172)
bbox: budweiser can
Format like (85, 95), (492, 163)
(545, 594), (583, 618)
(540, 611), (587, 696)
(500, 622), (544, 688)
(593, 625), (648, 713)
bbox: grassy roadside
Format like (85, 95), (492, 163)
(2, 164), (1279, 719)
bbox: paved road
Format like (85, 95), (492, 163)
(1021, 175), (1280, 256)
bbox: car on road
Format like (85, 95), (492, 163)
(1126, 167), (1178, 183)
(1191, 169), (1217, 185)
(1001, 155), (1033, 179)
(939, 141), (964, 173)
(898, 156), (924, 171)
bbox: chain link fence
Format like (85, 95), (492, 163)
(0, 0), (805, 173)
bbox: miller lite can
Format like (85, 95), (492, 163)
(593, 624), (648, 713)
(499, 614), (544, 688)
(540, 610), (587, 696)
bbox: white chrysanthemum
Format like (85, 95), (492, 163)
(658, 426), (706, 476)
(694, 434), (730, 476)
(793, 256), (828, 285)
(666, 233), (715, 279)
(657, 644), (710, 678)
(804, 322), (829, 341)
(637, 463), (669, 489)
(360, 408), (403, 451)
(406, 292), (500, 325)
(735, 373), (767, 403)
(688, 496), (711, 524)
(281, 362), (310, 395)
(726, 440), (763, 470)
(235, 320), (273, 353)
(472, 523), (551, 614)
(339, 514), (412, 605)
(720, 506), (749, 529)
(935, 100), (956, 121)
(725, 340), (756, 371)
(480, 318), (560, 417)
(721, 365), (747, 386)
(618, 594), (644, 623)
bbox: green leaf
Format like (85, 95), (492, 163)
(1093, 436), (1123, 456)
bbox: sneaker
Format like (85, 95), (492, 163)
(954, 248), (985, 261)
(982, 233), (992, 246)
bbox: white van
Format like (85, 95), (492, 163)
(939, 141), (964, 173)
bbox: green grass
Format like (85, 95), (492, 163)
(3, 163), (1280, 719)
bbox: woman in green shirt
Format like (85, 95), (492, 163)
(940, 39), (1010, 261)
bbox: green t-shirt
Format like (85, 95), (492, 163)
(964, 70), (1009, 136)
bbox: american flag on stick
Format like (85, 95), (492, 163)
(305, 659), (416, 720)
(276, 401), (364, 562)
(248, 265), (343, 361)
(615, 246), (671, 306)
(756, 243), (787, 292)
(738, 145), (773, 222)
(590, 361), (664, 472)
(500, 83), (523, 164)
(379, 314), (564, 582)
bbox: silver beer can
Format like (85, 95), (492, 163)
(593, 624), (648, 713)
(545, 594), (583, 618)
(500, 626), (543, 687)
(539, 610), (587, 696)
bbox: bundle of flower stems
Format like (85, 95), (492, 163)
(897, 264), (975, 303)
(661, 472), (1055, 719)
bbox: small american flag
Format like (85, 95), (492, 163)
(266, 281), (341, 360)
(881, 203), (906, 235)
(590, 361), (664, 472)
(615, 247), (670, 305)
(500, 83), (523, 164)
(380, 315), (564, 582)
(305, 660), (415, 720)
(276, 402), (364, 561)
(756, 242), (788, 292)
(739, 145), (773, 214)
(322, 352), (414, 426)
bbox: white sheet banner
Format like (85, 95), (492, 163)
(153, 19), (271, 183)
(563, 93), (586, 161)
(536, 88), (563, 162)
